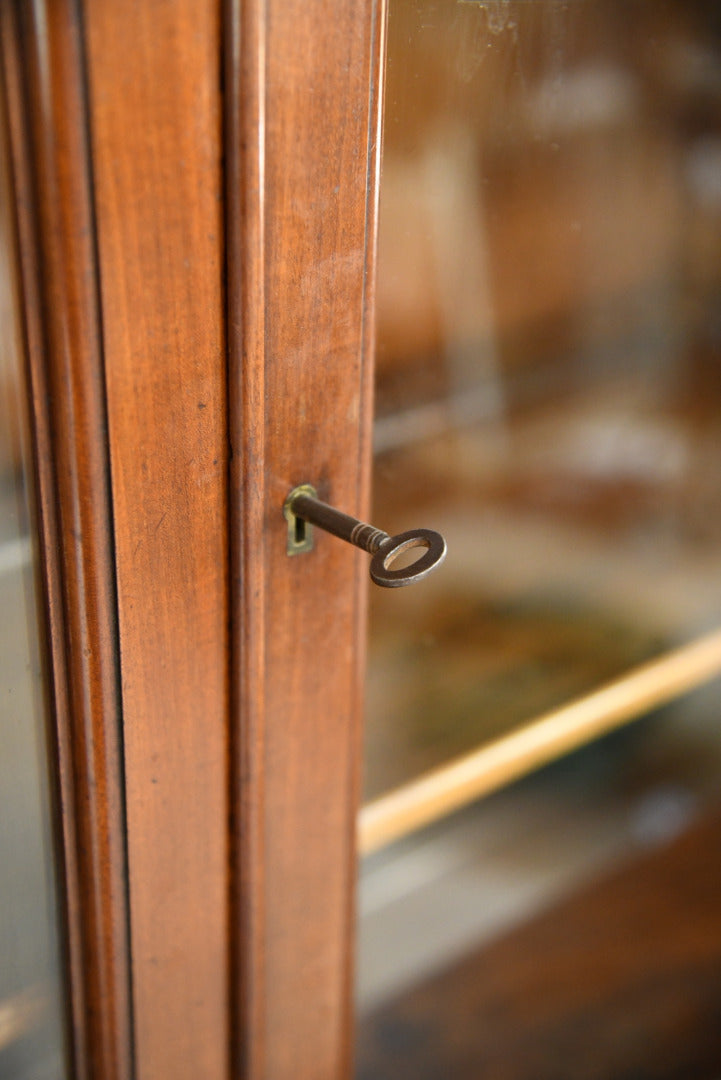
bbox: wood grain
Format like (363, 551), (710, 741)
(82, 2), (229, 1077)
(6, 2), (387, 1074)
(0, 3), (133, 1077)
(227, 0), (386, 1075)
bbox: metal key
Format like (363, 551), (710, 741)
(284, 484), (447, 588)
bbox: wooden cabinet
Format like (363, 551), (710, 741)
(3, 2), (721, 1078)
(1, 1), (383, 1077)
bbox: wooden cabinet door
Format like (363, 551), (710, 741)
(224, 1), (384, 1077)
(2, 1), (384, 1078)
(5, 2), (721, 1079)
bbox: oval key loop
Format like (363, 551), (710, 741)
(370, 529), (446, 588)
(284, 486), (447, 588)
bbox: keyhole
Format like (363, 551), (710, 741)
(295, 514), (306, 547)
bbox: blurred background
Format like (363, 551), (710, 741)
(357, 1), (721, 1075)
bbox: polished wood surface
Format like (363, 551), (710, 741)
(358, 807), (721, 1079)
(226, 0), (385, 1075)
(1, 3), (132, 1077)
(5, 0), (386, 1073)
(83, 2), (229, 1077)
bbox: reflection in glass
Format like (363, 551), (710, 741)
(359, 2), (721, 1075)
(367, 0), (721, 797)
(0, 82), (68, 1079)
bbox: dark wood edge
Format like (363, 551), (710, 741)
(0, 3), (133, 1078)
(226, 0), (268, 1073)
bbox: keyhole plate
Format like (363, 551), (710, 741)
(284, 483), (317, 555)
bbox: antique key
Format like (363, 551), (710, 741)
(284, 484), (447, 588)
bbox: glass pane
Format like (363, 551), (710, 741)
(358, 1), (721, 1074)
(0, 81), (69, 1079)
(358, 684), (721, 1075)
(366, 0), (721, 796)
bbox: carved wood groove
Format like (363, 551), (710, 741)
(0, 2), (133, 1077)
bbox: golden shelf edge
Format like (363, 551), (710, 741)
(358, 628), (721, 855)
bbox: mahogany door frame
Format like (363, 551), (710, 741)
(226, 0), (385, 1076)
(2, 0), (386, 1078)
